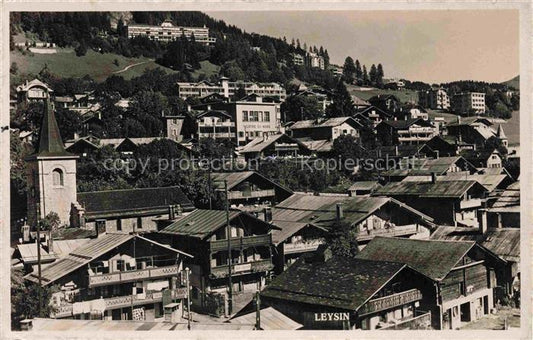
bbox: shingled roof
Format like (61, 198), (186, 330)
(373, 180), (485, 198)
(261, 255), (407, 311)
(77, 186), (194, 219)
(356, 236), (476, 281)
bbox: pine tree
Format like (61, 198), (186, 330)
(362, 65), (369, 85)
(355, 59), (362, 82)
(325, 80), (356, 118)
(342, 57), (356, 84)
(377, 63), (384, 88)
(369, 64), (377, 86)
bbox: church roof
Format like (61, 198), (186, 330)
(496, 124), (507, 139)
(28, 99), (77, 159)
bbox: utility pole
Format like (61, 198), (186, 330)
(186, 267), (191, 330)
(255, 290), (261, 330)
(225, 179), (232, 316)
(36, 209), (42, 316)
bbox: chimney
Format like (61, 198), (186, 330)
(431, 172), (437, 184)
(263, 207), (272, 223)
(74, 132), (79, 140)
(95, 219), (106, 237)
(207, 105), (211, 111)
(21, 224), (30, 243)
(176, 204), (183, 217)
(457, 116), (461, 124)
(477, 209), (487, 234)
(169, 205), (175, 220)
(395, 145), (399, 156)
(187, 104), (192, 112)
(336, 203), (344, 221)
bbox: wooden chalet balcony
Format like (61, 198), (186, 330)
(198, 132), (236, 138)
(359, 289), (423, 316)
(88, 265), (180, 288)
(227, 189), (276, 200)
(459, 198), (482, 210)
(210, 234), (272, 252)
(210, 259), (274, 279)
(283, 239), (323, 255)
(356, 225), (419, 242)
(52, 288), (188, 318)
(379, 310), (431, 330)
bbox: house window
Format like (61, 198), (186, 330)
(263, 111), (270, 122)
(52, 168), (64, 186)
(117, 219), (122, 231)
(137, 217), (143, 229)
(243, 111), (249, 122)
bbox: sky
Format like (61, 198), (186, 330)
(205, 10), (519, 84)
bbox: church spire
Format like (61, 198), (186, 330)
(496, 124), (507, 139)
(33, 98), (73, 158)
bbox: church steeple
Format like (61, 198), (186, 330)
(32, 99), (73, 158)
(496, 124), (507, 139)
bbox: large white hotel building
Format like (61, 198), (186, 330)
(127, 20), (216, 45)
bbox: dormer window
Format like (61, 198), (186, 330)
(52, 168), (64, 186)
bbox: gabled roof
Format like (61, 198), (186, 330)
(356, 236), (476, 281)
(430, 227), (519, 263)
(238, 133), (309, 154)
(374, 180), (485, 198)
(25, 234), (193, 285)
(295, 138), (333, 153)
(16, 239), (91, 265)
(290, 117), (362, 130)
(160, 209), (279, 240)
(355, 105), (393, 118)
(210, 171), (293, 197)
(16, 78), (53, 92)
(382, 156), (477, 177)
(261, 255), (407, 310)
(77, 186), (194, 219)
(28, 100), (77, 159)
(377, 118), (431, 130)
(447, 116), (494, 127)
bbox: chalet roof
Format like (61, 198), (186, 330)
(373, 180), (484, 198)
(270, 194), (433, 245)
(382, 156), (477, 177)
(16, 78), (53, 92)
(355, 105), (392, 118)
(160, 209), (279, 240)
(430, 227), (519, 263)
(238, 133), (308, 154)
(290, 117), (362, 130)
(25, 233), (192, 285)
(16, 239), (91, 265)
(295, 138), (333, 153)
(351, 95), (371, 106)
(490, 181), (520, 209)
(378, 118), (430, 129)
(77, 186), (194, 219)
(28, 100), (77, 159)
(261, 255), (407, 310)
(230, 307), (302, 330)
(447, 116), (493, 127)
(348, 181), (380, 192)
(356, 236), (476, 281)
(210, 171), (293, 196)
(461, 148), (500, 164)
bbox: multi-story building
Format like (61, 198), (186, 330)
(127, 20), (216, 45)
(307, 52), (325, 70)
(291, 53), (305, 66)
(177, 77), (286, 101)
(25, 232), (193, 321)
(154, 209), (279, 316)
(418, 88), (450, 110)
(451, 92), (486, 115)
(376, 118), (437, 145)
(16, 79), (53, 104)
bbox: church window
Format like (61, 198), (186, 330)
(52, 168), (64, 186)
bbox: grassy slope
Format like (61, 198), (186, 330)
(191, 60), (221, 79)
(502, 75), (519, 90)
(10, 48), (176, 82)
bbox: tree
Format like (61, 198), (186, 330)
(324, 220), (359, 258)
(39, 211), (61, 232)
(55, 108), (82, 141)
(355, 59), (362, 83)
(74, 41), (87, 57)
(11, 268), (57, 330)
(369, 64), (377, 86)
(362, 65), (369, 85)
(325, 80), (356, 118)
(281, 95), (323, 122)
(376, 63), (384, 88)
(10, 62), (18, 74)
(342, 57), (356, 84)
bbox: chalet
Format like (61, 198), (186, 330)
(351, 95), (371, 110)
(485, 181), (520, 228)
(373, 179), (489, 227)
(13, 238), (90, 272)
(269, 193), (435, 272)
(376, 118), (437, 146)
(155, 209), (280, 315)
(261, 252), (435, 330)
(25, 233), (193, 321)
(72, 186), (195, 234)
(348, 181), (381, 196)
(237, 133), (311, 160)
(54, 93), (93, 114)
(368, 94), (401, 114)
(423, 135), (476, 158)
(381, 156), (477, 182)
(354, 105), (393, 127)
(461, 148), (503, 169)
(211, 171), (293, 209)
(289, 117), (362, 141)
(357, 237), (504, 329)
(292, 86), (333, 111)
(192, 109), (236, 142)
(16, 78), (53, 104)
(65, 136), (194, 156)
(430, 227), (520, 301)
(446, 117), (507, 149)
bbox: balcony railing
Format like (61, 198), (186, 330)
(283, 239), (323, 255)
(88, 265), (180, 287)
(199, 132), (236, 138)
(210, 259), (273, 279)
(52, 288), (188, 318)
(227, 189), (276, 200)
(210, 234), (272, 252)
(356, 225), (418, 242)
(459, 198), (482, 210)
(359, 289), (423, 316)
(379, 310), (431, 330)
